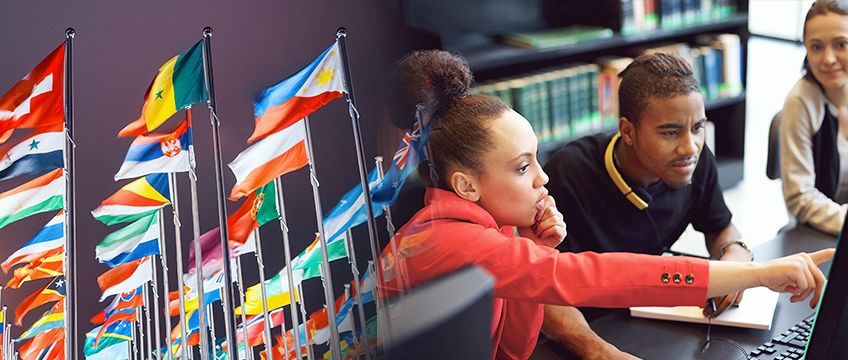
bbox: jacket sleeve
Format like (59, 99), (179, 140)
(462, 227), (709, 308)
(780, 93), (847, 235)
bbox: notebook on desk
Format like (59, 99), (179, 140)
(629, 286), (779, 330)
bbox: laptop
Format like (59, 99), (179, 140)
(750, 214), (848, 360)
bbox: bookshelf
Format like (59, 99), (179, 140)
(400, 0), (749, 189)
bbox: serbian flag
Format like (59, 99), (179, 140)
(0, 44), (65, 143)
(2, 210), (64, 273)
(15, 275), (65, 326)
(228, 119), (307, 199)
(249, 41), (345, 143)
(119, 41), (207, 137)
(6, 248), (63, 289)
(97, 257), (152, 301)
(91, 173), (170, 225)
(0, 124), (64, 182)
(0, 168), (64, 230)
(115, 112), (192, 180)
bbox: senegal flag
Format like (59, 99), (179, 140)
(119, 40), (207, 137)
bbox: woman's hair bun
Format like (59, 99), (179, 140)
(392, 50), (474, 109)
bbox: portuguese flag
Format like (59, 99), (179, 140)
(119, 40), (207, 137)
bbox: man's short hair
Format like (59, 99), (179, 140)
(618, 53), (700, 124)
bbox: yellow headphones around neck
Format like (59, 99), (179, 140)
(604, 132), (649, 210)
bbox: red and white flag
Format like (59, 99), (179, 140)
(0, 44), (65, 143)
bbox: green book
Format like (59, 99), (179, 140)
(502, 26), (614, 50)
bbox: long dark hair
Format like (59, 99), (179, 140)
(802, 0), (848, 83)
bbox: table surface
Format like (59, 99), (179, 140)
(531, 225), (837, 360)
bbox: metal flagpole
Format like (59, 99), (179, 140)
(208, 303), (216, 358)
(343, 230), (372, 360)
(167, 173), (191, 360)
(157, 208), (174, 359)
(271, 178), (303, 360)
(297, 283), (314, 360)
(1, 306), (5, 360)
(200, 26), (237, 359)
(185, 112), (210, 358)
(144, 276), (154, 360)
(134, 310), (142, 360)
(335, 28), (391, 350)
(151, 257), (163, 359)
(250, 229), (274, 360)
(235, 256), (253, 360)
(301, 116), (341, 359)
(4, 322), (10, 360)
(374, 157), (410, 293)
(63, 27), (78, 359)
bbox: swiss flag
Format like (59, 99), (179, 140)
(0, 43), (65, 143)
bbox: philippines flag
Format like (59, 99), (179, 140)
(114, 114), (191, 180)
(2, 211), (64, 273)
(249, 41), (345, 143)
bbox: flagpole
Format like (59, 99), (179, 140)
(297, 283), (314, 360)
(235, 257), (253, 360)
(167, 173), (191, 360)
(200, 26), (237, 360)
(208, 302), (216, 357)
(134, 310), (142, 360)
(144, 274), (154, 360)
(63, 27), (78, 359)
(185, 114), (210, 359)
(151, 257), (163, 360)
(271, 178), (303, 360)
(249, 229), (274, 360)
(1, 306), (5, 360)
(342, 230), (372, 360)
(374, 157), (410, 293)
(301, 116), (341, 359)
(335, 28), (391, 350)
(156, 208), (175, 359)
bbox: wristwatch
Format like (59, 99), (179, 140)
(718, 240), (753, 261)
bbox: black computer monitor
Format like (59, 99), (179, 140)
(804, 214), (848, 359)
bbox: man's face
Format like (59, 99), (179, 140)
(625, 92), (706, 188)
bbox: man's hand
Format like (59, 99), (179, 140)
(517, 195), (566, 248)
(704, 247), (751, 317)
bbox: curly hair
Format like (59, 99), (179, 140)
(618, 53), (700, 124)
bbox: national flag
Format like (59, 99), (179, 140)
(94, 309), (137, 346)
(6, 248), (63, 289)
(2, 210), (64, 273)
(84, 342), (129, 360)
(96, 212), (160, 267)
(357, 266), (377, 305)
(17, 301), (64, 341)
(370, 115), (428, 206)
(187, 227), (244, 277)
(0, 168), (63, 229)
(90, 286), (143, 325)
(119, 41), (207, 137)
(237, 308), (285, 346)
(323, 167), (381, 244)
(0, 44), (65, 142)
(228, 182), (278, 245)
(308, 293), (351, 346)
(228, 119), (307, 199)
(97, 257), (152, 300)
(292, 235), (348, 280)
(0, 126), (64, 182)
(115, 114), (192, 180)
(15, 275), (65, 326)
(18, 328), (64, 360)
(250, 41), (345, 143)
(84, 321), (133, 356)
(236, 268), (302, 315)
(91, 173), (170, 226)
(170, 270), (226, 317)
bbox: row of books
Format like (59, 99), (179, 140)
(621, 0), (738, 35)
(471, 32), (743, 146)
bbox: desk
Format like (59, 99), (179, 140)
(531, 225), (836, 359)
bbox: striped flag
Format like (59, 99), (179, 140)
(0, 126), (63, 182)
(119, 41), (207, 137)
(96, 212), (160, 267)
(292, 235), (348, 280)
(228, 119), (307, 199)
(15, 275), (65, 326)
(2, 210), (63, 273)
(17, 301), (64, 341)
(91, 173), (170, 225)
(236, 268), (302, 315)
(97, 257), (152, 301)
(0, 168), (63, 229)
(114, 115), (191, 180)
(18, 328), (64, 360)
(83, 342), (129, 360)
(237, 308), (286, 346)
(84, 321), (133, 357)
(6, 248), (63, 289)
(0, 44), (65, 142)
(249, 41), (345, 143)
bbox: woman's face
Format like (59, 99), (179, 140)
(472, 110), (549, 227)
(805, 12), (848, 92)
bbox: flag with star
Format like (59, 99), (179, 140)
(249, 41), (346, 143)
(15, 275), (65, 326)
(119, 40), (207, 137)
(0, 125), (63, 182)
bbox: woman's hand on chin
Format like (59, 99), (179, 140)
(517, 196), (567, 248)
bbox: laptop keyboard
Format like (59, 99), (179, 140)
(749, 313), (815, 360)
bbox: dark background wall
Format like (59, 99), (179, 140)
(0, 0), (420, 355)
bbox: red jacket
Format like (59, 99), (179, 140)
(380, 188), (709, 359)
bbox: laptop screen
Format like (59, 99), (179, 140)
(804, 215), (848, 359)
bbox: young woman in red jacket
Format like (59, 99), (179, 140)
(379, 50), (833, 360)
